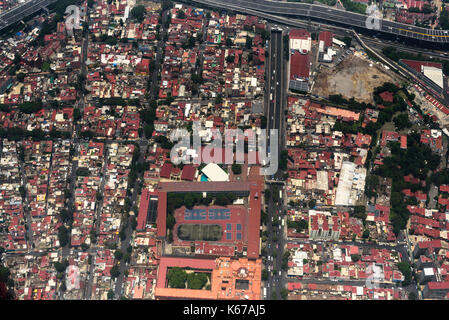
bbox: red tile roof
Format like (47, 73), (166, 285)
(319, 31), (333, 47)
(181, 165), (196, 181)
(289, 29), (311, 39)
(137, 189), (150, 231)
(401, 59), (442, 73)
(290, 51), (310, 80)
(160, 162), (173, 178)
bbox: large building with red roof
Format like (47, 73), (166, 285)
(399, 59), (445, 97)
(288, 29), (311, 92)
(171, 205), (248, 256)
(289, 51), (310, 92)
(155, 256), (262, 300)
(155, 180), (263, 259)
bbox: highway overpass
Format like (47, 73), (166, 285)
(187, 0), (449, 45)
(0, 0), (59, 31)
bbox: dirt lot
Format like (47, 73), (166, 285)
(312, 55), (401, 103)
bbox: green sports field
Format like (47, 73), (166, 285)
(177, 224), (223, 241)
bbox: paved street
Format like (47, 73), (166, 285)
(264, 26), (287, 300)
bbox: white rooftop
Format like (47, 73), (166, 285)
(201, 163), (229, 182)
(422, 66), (444, 90)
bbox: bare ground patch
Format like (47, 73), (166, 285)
(312, 55), (401, 103)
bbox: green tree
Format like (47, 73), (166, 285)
(57, 225), (69, 247)
(342, 36), (352, 47)
(177, 10), (186, 19)
(353, 206), (367, 221)
(166, 214), (176, 230)
(167, 267), (187, 288)
(362, 229), (370, 239)
(397, 262), (412, 286)
(231, 164), (242, 175)
(262, 269), (268, 281)
(393, 113), (412, 131)
(130, 5), (146, 22)
(114, 250), (123, 260)
(187, 272), (208, 289)
(54, 261), (67, 273)
(110, 265), (120, 278)
(184, 193), (195, 209)
(308, 199), (316, 208)
(215, 94), (223, 105)
(0, 266), (10, 283)
(281, 287), (288, 300)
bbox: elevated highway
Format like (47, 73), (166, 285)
(0, 0), (59, 31)
(188, 0), (449, 45)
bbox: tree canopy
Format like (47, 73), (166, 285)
(130, 5), (146, 22)
(167, 267), (187, 288)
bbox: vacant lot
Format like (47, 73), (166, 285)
(313, 55), (400, 103)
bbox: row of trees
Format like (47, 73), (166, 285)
(167, 192), (238, 214)
(141, 100), (157, 139)
(0, 127), (70, 141)
(340, 0), (367, 14)
(0, 251), (15, 299)
(408, 4), (434, 14)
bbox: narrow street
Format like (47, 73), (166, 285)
(84, 143), (108, 299)
(113, 139), (148, 299)
(60, 5), (90, 299)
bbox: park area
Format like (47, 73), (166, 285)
(166, 267), (211, 290)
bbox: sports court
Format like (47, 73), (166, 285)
(173, 205), (247, 244)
